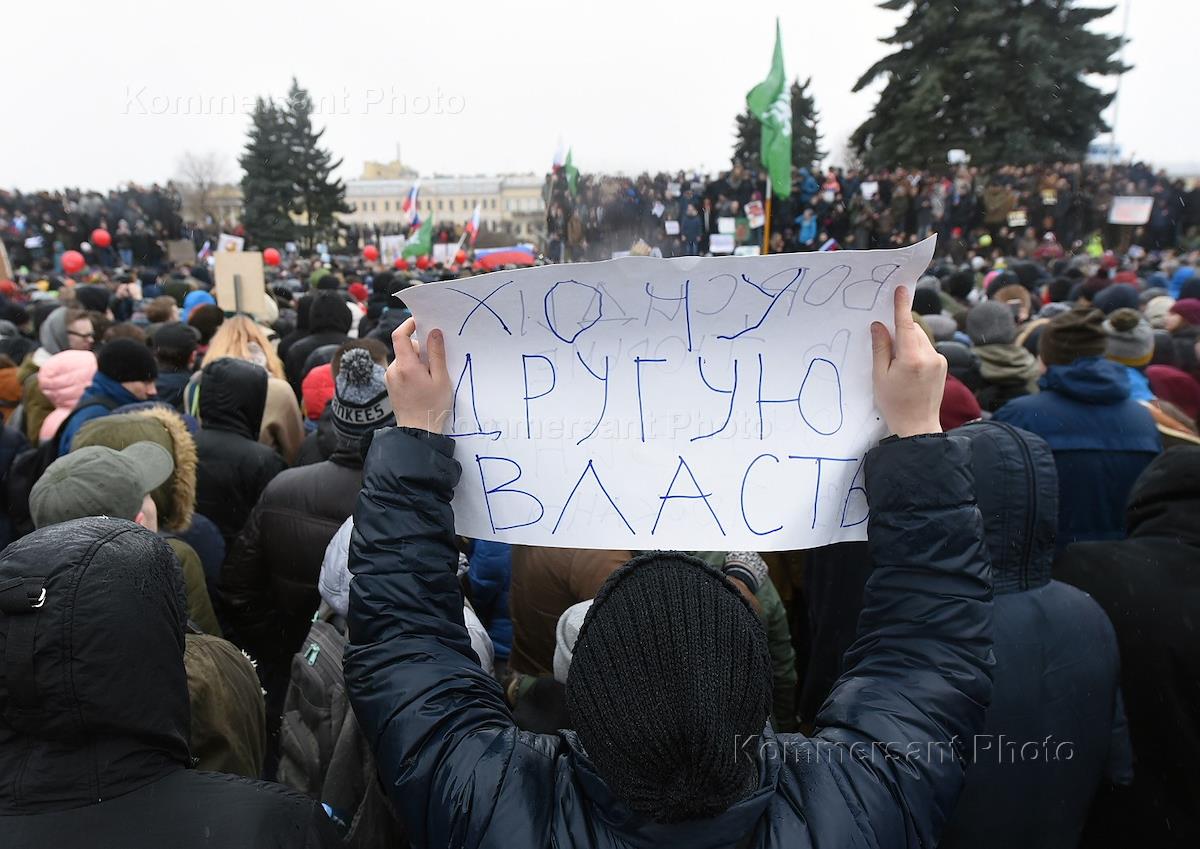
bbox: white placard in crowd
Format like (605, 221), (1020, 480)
(380, 235), (407, 264)
(216, 233), (245, 253)
(652, 202), (666, 219)
(717, 217), (736, 235)
(0, 240), (11, 280)
(433, 244), (456, 265)
(860, 181), (879, 201)
(733, 246), (762, 256)
(666, 182), (682, 198)
(746, 200), (765, 230)
(1108, 196), (1154, 226)
(664, 220), (681, 236)
(214, 251), (267, 318)
(400, 236), (937, 551)
(709, 234), (736, 254)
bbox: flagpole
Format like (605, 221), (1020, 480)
(762, 179), (772, 255)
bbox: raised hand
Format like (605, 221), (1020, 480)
(870, 285), (946, 439)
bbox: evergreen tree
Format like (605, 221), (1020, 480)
(733, 77), (825, 173)
(239, 97), (295, 247)
(851, 0), (1127, 169)
(282, 78), (350, 251)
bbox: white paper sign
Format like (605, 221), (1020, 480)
(709, 234), (736, 254)
(734, 246), (762, 256)
(664, 220), (681, 236)
(399, 236), (937, 551)
(666, 181), (682, 198)
(718, 217), (736, 235)
(652, 202), (666, 219)
(217, 233), (244, 253)
(380, 235), (408, 264)
(1108, 196), (1154, 226)
(860, 181), (879, 201)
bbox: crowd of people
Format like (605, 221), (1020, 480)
(0, 168), (1197, 849)
(545, 159), (1200, 262)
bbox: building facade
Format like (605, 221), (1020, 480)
(342, 160), (547, 242)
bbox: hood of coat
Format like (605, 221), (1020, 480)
(0, 518), (190, 813)
(72, 405), (198, 533)
(562, 728), (782, 849)
(307, 292), (352, 335)
(37, 350), (97, 409)
(1126, 445), (1200, 544)
(974, 343), (1040, 385)
(37, 307), (71, 355)
(198, 357), (268, 440)
(952, 421), (1058, 593)
(1038, 356), (1131, 404)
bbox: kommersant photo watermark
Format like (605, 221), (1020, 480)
(735, 734), (1076, 767)
(121, 86), (466, 117)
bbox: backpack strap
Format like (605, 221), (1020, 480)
(52, 395), (121, 447)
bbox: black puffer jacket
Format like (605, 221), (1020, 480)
(222, 436), (365, 685)
(284, 294), (351, 393)
(345, 428), (992, 849)
(0, 517), (336, 849)
(194, 358), (287, 549)
(1056, 446), (1200, 848)
(937, 421), (1132, 849)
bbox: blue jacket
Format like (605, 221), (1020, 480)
(345, 428), (992, 848)
(993, 357), (1160, 545)
(468, 540), (513, 660)
(937, 421), (1131, 849)
(57, 373), (142, 456)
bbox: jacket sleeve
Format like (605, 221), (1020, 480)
(344, 427), (548, 849)
(808, 434), (993, 849)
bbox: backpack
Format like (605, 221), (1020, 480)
(277, 605), (406, 849)
(4, 396), (118, 539)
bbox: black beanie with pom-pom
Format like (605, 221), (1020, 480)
(565, 552), (772, 824)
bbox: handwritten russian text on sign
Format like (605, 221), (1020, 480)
(401, 237), (936, 551)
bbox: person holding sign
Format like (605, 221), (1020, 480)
(343, 286), (992, 848)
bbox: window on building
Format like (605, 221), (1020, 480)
(384, 200), (390, 212)
(491, 198), (497, 209)
(437, 199), (443, 211)
(448, 199), (455, 212)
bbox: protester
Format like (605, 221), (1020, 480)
(993, 307), (1162, 544)
(18, 307), (94, 442)
(284, 291), (353, 393)
(343, 291), (994, 846)
(149, 322), (199, 408)
(57, 337), (158, 454)
(35, 349), (96, 444)
(1055, 448), (1200, 848)
(0, 517), (338, 847)
(965, 300), (1041, 412)
(221, 346), (395, 738)
(193, 357), (286, 549)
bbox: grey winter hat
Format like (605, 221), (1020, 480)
(967, 301), (1017, 346)
(331, 348), (395, 442)
(30, 442), (175, 528)
(1103, 308), (1155, 368)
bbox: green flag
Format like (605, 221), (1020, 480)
(745, 20), (792, 198)
(564, 147), (579, 196)
(402, 216), (433, 258)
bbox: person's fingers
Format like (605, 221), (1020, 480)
(391, 317), (418, 367)
(891, 285), (916, 358)
(870, 321), (893, 377)
(426, 328), (448, 381)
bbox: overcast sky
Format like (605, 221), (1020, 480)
(3, 0), (1193, 191)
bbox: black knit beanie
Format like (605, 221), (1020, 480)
(97, 337), (158, 383)
(565, 553), (771, 824)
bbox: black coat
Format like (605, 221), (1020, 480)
(344, 428), (993, 848)
(194, 358), (286, 550)
(222, 440), (364, 669)
(0, 517), (337, 849)
(1055, 446), (1200, 848)
(284, 294), (352, 393)
(805, 423), (1131, 849)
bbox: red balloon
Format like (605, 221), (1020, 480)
(415, 255), (431, 270)
(61, 250), (86, 274)
(362, 245), (380, 262)
(91, 228), (112, 248)
(263, 247), (282, 266)
(454, 249), (467, 264)
(393, 257), (409, 270)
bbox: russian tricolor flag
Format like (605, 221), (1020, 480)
(465, 203), (481, 246)
(401, 179), (421, 223)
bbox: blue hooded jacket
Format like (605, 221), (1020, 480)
(57, 372), (142, 456)
(993, 357), (1160, 545)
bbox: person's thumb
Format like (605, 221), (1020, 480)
(870, 321), (893, 379)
